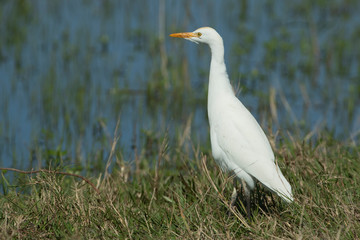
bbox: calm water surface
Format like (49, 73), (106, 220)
(0, 0), (359, 169)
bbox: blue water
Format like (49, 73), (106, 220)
(0, 0), (359, 169)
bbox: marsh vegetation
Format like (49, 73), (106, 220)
(0, 0), (359, 238)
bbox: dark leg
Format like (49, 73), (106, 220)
(245, 190), (251, 219)
(241, 179), (251, 218)
(228, 178), (238, 216)
(230, 178), (238, 208)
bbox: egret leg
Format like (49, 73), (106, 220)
(230, 179), (238, 207)
(230, 178), (238, 207)
(241, 179), (251, 218)
(228, 178), (238, 216)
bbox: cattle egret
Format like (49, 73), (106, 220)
(170, 27), (293, 216)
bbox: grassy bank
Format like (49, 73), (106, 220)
(0, 132), (359, 239)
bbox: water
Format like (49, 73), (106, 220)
(1, 0), (359, 170)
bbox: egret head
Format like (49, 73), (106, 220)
(169, 27), (222, 46)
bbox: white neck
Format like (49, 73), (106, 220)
(207, 38), (234, 113)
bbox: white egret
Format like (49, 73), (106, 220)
(170, 27), (293, 216)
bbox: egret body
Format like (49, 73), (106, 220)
(170, 27), (293, 214)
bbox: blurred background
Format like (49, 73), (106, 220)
(0, 0), (359, 172)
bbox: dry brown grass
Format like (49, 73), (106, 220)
(0, 132), (359, 239)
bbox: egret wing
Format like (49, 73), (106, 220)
(214, 96), (275, 162)
(213, 96), (293, 201)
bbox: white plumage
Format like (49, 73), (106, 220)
(170, 27), (293, 205)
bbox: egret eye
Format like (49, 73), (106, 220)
(197, 32), (202, 37)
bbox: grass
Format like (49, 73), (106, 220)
(0, 131), (359, 239)
(1, 1), (360, 239)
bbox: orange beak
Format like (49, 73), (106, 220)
(169, 32), (197, 38)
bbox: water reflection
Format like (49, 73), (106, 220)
(0, 0), (359, 169)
